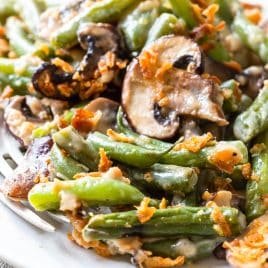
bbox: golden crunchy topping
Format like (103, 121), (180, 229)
(143, 256), (185, 268)
(71, 109), (101, 133)
(208, 145), (242, 174)
(224, 214), (268, 267)
(174, 132), (214, 153)
(207, 201), (232, 237)
(159, 198), (167, 209)
(203, 190), (232, 207)
(223, 60), (242, 72)
(52, 57), (74, 73)
(241, 163), (252, 180)
(139, 50), (158, 79)
(107, 128), (135, 143)
(155, 63), (172, 81)
(250, 143), (267, 156)
(135, 197), (156, 224)
(98, 148), (113, 172)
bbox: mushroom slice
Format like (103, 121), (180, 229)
(141, 35), (204, 74)
(84, 97), (119, 133)
(122, 60), (180, 139)
(32, 62), (75, 100)
(122, 59), (227, 139)
(76, 22), (122, 81)
(4, 96), (67, 146)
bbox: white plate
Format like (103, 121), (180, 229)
(0, 0), (267, 267)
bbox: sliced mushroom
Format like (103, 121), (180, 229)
(122, 59), (227, 139)
(143, 35), (204, 73)
(0, 136), (53, 199)
(33, 23), (126, 100)
(236, 65), (268, 99)
(76, 22), (123, 80)
(204, 56), (236, 81)
(84, 97), (119, 133)
(4, 96), (68, 146)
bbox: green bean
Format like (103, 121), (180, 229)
(28, 176), (146, 211)
(144, 13), (183, 47)
(237, 94), (253, 113)
(246, 131), (268, 221)
(0, 57), (39, 77)
(121, 163), (198, 195)
(168, 0), (197, 28)
(214, 0), (234, 25)
(220, 79), (241, 114)
(87, 132), (168, 168)
(160, 141), (248, 173)
(0, 0), (16, 23)
(128, 164), (197, 195)
(116, 107), (172, 151)
(207, 42), (231, 63)
(50, 144), (89, 181)
(233, 86), (268, 142)
(51, 0), (139, 48)
(142, 237), (224, 261)
(52, 126), (99, 171)
(119, 0), (160, 52)
(15, 0), (42, 34)
(232, 12), (268, 63)
(83, 206), (246, 240)
(0, 73), (30, 95)
(5, 17), (35, 56)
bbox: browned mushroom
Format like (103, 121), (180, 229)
(84, 97), (119, 133)
(4, 96), (68, 146)
(33, 23), (127, 100)
(235, 65), (268, 99)
(122, 36), (227, 139)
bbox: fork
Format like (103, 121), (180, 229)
(0, 110), (69, 232)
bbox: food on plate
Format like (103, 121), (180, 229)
(1, 0), (268, 267)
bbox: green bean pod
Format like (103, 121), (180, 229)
(142, 236), (224, 261)
(168, 0), (196, 28)
(53, 126), (99, 171)
(0, 73), (30, 95)
(233, 87), (268, 142)
(5, 17), (35, 56)
(144, 13), (183, 47)
(83, 206), (246, 240)
(232, 12), (268, 63)
(121, 163), (198, 194)
(50, 144), (89, 180)
(160, 141), (248, 172)
(246, 130), (268, 221)
(119, 0), (160, 52)
(51, 0), (139, 48)
(87, 132), (168, 168)
(29, 177), (146, 211)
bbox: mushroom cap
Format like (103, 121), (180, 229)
(122, 59), (180, 139)
(145, 35), (204, 73)
(122, 36), (227, 139)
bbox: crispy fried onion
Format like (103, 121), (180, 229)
(224, 213), (268, 268)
